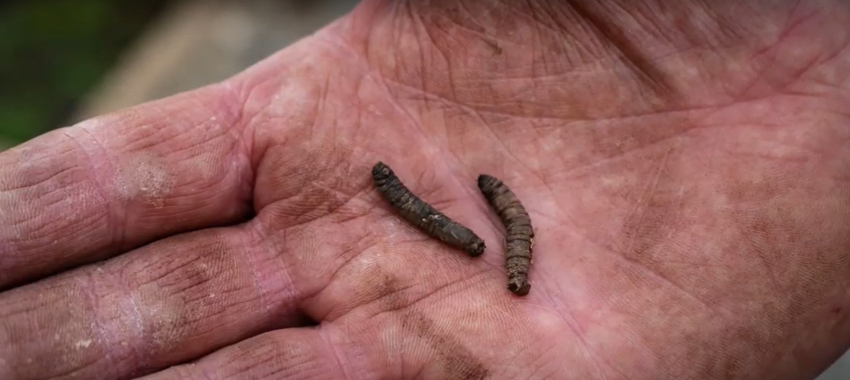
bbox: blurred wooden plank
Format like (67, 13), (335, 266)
(819, 351), (850, 380)
(71, 0), (356, 122)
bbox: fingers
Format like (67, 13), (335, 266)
(139, 315), (493, 380)
(139, 328), (348, 380)
(139, 294), (573, 380)
(0, 224), (304, 380)
(0, 84), (254, 289)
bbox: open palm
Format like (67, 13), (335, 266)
(2, 1), (850, 379)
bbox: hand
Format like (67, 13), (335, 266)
(2, 1), (849, 379)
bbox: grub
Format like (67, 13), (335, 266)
(477, 174), (533, 296)
(372, 162), (485, 256)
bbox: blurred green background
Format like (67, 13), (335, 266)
(0, 0), (168, 146)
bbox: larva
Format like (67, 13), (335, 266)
(372, 162), (485, 256)
(477, 174), (534, 296)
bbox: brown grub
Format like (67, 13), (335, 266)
(477, 174), (533, 296)
(372, 162), (485, 256)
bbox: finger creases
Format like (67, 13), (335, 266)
(138, 328), (347, 380)
(0, 83), (254, 289)
(138, 317), (493, 380)
(0, 224), (304, 380)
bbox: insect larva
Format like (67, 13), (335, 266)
(372, 162), (485, 256)
(477, 174), (534, 296)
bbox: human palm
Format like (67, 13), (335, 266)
(2, 1), (850, 379)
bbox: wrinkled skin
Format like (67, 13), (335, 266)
(1, 1), (850, 379)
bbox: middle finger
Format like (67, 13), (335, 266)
(0, 223), (302, 380)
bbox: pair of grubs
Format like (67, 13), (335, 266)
(371, 162), (534, 296)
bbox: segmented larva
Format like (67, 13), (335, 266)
(477, 174), (534, 296)
(372, 162), (485, 256)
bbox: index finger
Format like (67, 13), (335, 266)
(0, 83), (254, 289)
